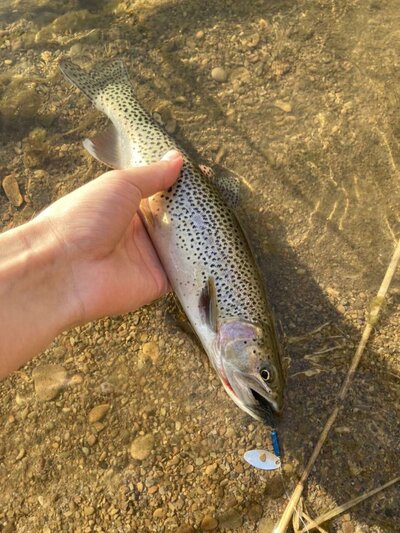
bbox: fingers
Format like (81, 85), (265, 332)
(104, 150), (183, 199)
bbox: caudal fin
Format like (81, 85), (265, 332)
(59, 58), (130, 102)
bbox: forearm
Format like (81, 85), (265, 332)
(0, 219), (79, 378)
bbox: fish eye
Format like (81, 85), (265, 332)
(260, 368), (271, 382)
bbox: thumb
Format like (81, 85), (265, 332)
(104, 149), (183, 199)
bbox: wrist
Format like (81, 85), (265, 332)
(20, 217), (83, 329)
(0, 218), (82, 376)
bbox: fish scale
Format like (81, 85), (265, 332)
(60, 58), (284, 421)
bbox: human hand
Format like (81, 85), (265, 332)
(35, 149), (183, 325)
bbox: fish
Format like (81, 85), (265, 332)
(59, 58), (285, 422)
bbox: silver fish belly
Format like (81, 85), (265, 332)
(60, 58), (285, 422)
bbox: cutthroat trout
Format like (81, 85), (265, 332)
(59, 59), (284, 421)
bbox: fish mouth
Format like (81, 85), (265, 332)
(250, 388), (279, 425)
(220, 366), (282, 424)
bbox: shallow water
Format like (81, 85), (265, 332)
(0, 1), (399, 532)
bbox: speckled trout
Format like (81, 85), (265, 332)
(59, 59), (284, 421)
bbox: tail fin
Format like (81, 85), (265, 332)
(59, 59), (130, 102)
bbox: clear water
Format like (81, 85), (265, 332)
(0, 1), (399, 532)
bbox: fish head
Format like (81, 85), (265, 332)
(216, 319), (284, 423)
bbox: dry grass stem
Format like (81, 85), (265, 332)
(274, 239), (400, 532)
(299, 476), (400, 532)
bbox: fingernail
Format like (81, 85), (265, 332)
(161, 149), (181, 162)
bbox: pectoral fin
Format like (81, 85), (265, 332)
(199, 276), (219, 332)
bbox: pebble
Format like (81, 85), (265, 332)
(342, 520), (355, 533)
(130, 433), (154, 460)
(87, 434), (97, 446)
(258, 516), (274, 533)
(247, 502), (263, 521)
(283, 463), (294, 474)
(15, 448), (25, 461)
(246, 33), (260, 48)
(165, 118), (177, 134)
(274, 100), (292, 113)
(153, 507), (165, 518)
(176, 526), (195, 533)
(195, 30), (204, 40)
(141, 341), (160, 363)
(69, 43), (83, 57)
(218, 508), (243, 529)
(32, 364), (67, 401)
(88, 404), (110, 424)
(204, 463), (218, 476)
(200, 514), (218, 530)
(2, 174), (24, 207)
(83, 505), (95, 516)
(211, 67), (228, 83)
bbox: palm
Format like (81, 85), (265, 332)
(37, 156), (182, 324)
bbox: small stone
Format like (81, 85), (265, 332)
(2, 174), (24, 207)
(225, 427), (235, 438)
(137, 482), (144, 493)
(258, 516), (274, 533)
(218, 508), (243, 529)
(15, 448), (25, 461)
(152, 112), (163, 125)
(148, 485), (158, 494)
(4, 59), (13, 65)
(130, 433), (154, 460)
(342, 521), (355, 533)
(184, 464), (194, 474)
(224, 496), (237, 508)
(211, 67), (228, 82)
(246, 33), (260, 48)
(142, 341), (160, 363)
(195, 30), (204, 39)
(87, 434), (97, 446)
(69, 43), (83, 57)
(32, 364), (67, 401)
(205, 463), (218, 476)
(247, 502), (263, 521)
(274, 100), (292, 113)
(153, 507), (165, 518)
(69, 374), (83, 385)
(200, 514), (218, 530)
(165, 118), (177, 134)
(176, 526), (195, 533)
(88, 404), (110, 423)
(83, 505), (95, 516)
(283, 463), (294, 474)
